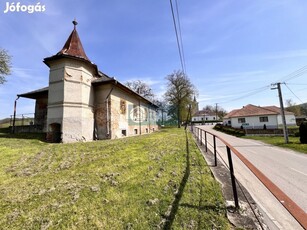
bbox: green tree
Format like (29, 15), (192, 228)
(164, 70), (197, 128)
(285, 99), (302, 116)
(0, 48), (12, 84)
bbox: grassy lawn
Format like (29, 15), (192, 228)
(244, 136), (307, 154)
(0, 128), (229, 229)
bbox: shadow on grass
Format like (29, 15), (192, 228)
(180, 203), (220, 212)
(162, 130), (191, 230)
(0, 132), (46, 142)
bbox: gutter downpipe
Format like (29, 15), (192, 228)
(105, 82), (116, 138)
(12, 96), (20, 134)
(148, 105), (151, 132)
(139, 99), (141, 135)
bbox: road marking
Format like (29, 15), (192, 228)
(291, 168), (307, 177)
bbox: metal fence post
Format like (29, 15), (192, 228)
(198, 128), (200, 142)
(213, 135), (217, 166)
(200, 129), (203, 145)
(204, 131), (207, 152)
(226, 146), (239, 209)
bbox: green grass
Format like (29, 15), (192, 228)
(0, 128), (229, 229)
(243, 136), (307, 154)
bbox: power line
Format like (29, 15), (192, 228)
(284, 83), (304, 103)
(169, 0), (186, 74)
(217, 85), (270, 105)
(174, 0), (186, 73)
(279, 64), (307, 82)
(286, 83), (307, 86)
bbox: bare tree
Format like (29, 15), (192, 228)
(125, 80), (155, 101)
(164, 70), (197, 128)
(0, 48), (12, 84)
(202, 104), (227, 120)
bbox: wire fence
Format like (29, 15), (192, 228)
(10, 113), (35, 126)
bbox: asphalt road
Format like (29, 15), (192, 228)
(195, 125), (307, 230)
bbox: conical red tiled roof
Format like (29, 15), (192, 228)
(44, 20), (99, 75)
(57, 20), (90, 61)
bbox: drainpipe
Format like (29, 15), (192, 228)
(139, 99), (141, 135)
(12, 96), (20, 133)
(148, 105), (151, 132)
(105, 82), (116, 138)
(106, 97), (110, 137)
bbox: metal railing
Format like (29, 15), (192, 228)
(191, 126), (307, 229)
(193, 126), (239, 208)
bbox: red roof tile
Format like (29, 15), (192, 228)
(193, 109), (216, 117)
(57, 20), (90, 61)
(224, 104), (294, 118)
(44, 20), (99, 75)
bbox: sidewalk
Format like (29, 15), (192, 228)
(193, 125), (305, 230)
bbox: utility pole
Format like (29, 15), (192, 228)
(271, 82), (289, 144)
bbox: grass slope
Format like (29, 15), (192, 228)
(244, 136), (307, 154)
(0, 128), (229, 229)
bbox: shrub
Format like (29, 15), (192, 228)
(299, 121), (307, 144)
(214, 124), (245, 137)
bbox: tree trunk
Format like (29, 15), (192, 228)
(177, 104), (181, 128)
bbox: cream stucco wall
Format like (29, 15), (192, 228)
(94, 84), (158, 140)
(46, 58), (95, 143)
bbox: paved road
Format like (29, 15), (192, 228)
(195, 125), (307, 230)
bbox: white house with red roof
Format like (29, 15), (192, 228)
(223, 104), (296, 129)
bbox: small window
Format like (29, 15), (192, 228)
(259, 116), (268, 122)
(121, 130), (127, 136)
(238, 118), (246, 123)
(134, 129), (138, 135)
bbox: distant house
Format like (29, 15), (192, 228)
(15, 20), (158, 143)
(223, 104), (296, 129)
(192, 110), (217, 123)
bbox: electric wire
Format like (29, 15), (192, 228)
(284, 83), (304, 104)
(169, 0), (186, 74)
(174, 0), (186, 74)
(216, 64), (307, 106)
(286, 83), (307, 86)
(217, 85), (270, 105)
(279, 64), (307, 82)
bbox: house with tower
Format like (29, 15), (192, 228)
(15, 20), (158, 143)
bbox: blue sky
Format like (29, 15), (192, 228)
(1, 0), (307, 119)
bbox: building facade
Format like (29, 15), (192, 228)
(17, 20), (158, 143)
(223, 104), (296, 129)
(192, 110), (217, 123)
